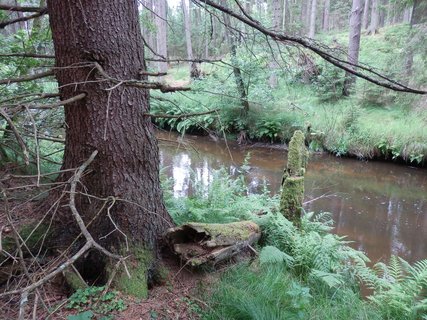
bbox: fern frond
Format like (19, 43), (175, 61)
(259, 246), (294, 266)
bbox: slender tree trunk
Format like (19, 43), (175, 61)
(46, 0), (173, 294)
(368, 0), (379, 34)
(283, 0), (290, 30)
(305, 0), (312, 34)
(362, 0), (370, 30)
(222, 8), (250, 142)
(403, 0), (426, 78)
(343, 0), (364, 96)
(308, 0), (318, 38)
(155, 0), (168, 74)
(322, 0), (330, 32)
(182, 0), (200, 78)
(269, 0), (283, 88)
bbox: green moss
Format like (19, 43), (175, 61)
(1, 223), (50, 263)
(287, 130), (308, 176)
(111, 247), (153, 299)
(280, 130), (308, 227)
(189, 221), (259, 244)
(280, 177), (305, 226)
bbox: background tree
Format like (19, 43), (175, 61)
(182, 0), (200, 78)
(343, 0), (364, 96)
(155, 0), (168, 74)
(368, 0), (379, 34)
(308, 0), (318, 38)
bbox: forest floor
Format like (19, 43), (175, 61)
(0, 173), (218, 320)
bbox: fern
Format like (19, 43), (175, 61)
(259, 246), (294, 267)
(357, 256), (427, 319)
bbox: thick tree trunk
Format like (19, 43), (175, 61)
(368, 0), (379, 34)
(362, 0), (370, 30)
(182, 0), (200, 79)
(343, 0), (364, 96)
(155, 0), (168, 74)
(308, 0), (318, 38)
(46, 0), (173, 295)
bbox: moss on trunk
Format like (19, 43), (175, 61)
(280, 130), (308, 226)
(108, 247), (153, 299)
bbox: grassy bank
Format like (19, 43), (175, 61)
(152, 24), (427, 166)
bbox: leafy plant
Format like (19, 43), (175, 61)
(357, 256), (427, 319)
(67, 286), (126, 318)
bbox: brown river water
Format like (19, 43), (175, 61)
(157, 131), (427, 264)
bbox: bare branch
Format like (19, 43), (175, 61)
(0, 70), (54, 85)
(93, 63), (191, 93)
(0, 108), (29, 165)
(192, 0), (427, 95)
(0, 93), (59, 105)
(0, 53), (55, 59)
(0, 11), (47, 29)
(0, 4), (47, 13)
(144, 108), (219, 119)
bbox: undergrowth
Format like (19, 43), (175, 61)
(162, 167), (427, 320)
(153, 24), (427, 165)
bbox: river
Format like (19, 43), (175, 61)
(158, 130), (427, 264)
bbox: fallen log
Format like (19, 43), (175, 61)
(165, 221), (261, 267)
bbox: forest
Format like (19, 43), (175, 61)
(0, 0), (426, 319)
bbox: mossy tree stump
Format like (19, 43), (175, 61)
(280, 130), (309, 226)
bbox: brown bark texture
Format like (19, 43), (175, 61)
(46, 0), (173, 251)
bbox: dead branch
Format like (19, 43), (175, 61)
(193, 0), (427, 95)
(0, 151), (125, 300)
(144, 108), (219, 119)
(93, 63), (190, 93)
(0, 11), (47, 29)
(0, 93), (59, 105)
(0, 128), (64, 143)
(0, 5), (47, 13)
(139, 71), (167, 77)
(0, 108), (29, 165)
(0, 53), (55, 59)
(0, 70), (54, 85)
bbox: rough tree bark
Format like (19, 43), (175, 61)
(343, 0), (364, 96)
(182, 0), (200, 79)
(308, 0), (318, 38)
(46, 0), (173, 297)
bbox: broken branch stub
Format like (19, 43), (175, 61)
(165, 221), (261, 267)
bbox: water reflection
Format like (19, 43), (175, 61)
(158, 131), (427, 263)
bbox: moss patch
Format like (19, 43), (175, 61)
(110, 247), (153, 299)
(1, 223), (50, 263)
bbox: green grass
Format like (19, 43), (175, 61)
(202, 265), (382, 320)
(158, 24), (427, 165)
